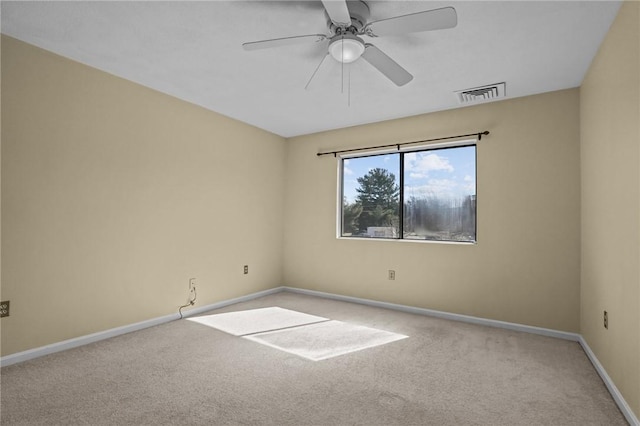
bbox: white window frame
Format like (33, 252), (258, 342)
(336, 139), (478, 244)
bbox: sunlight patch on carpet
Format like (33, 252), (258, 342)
(244, 320), (408, 361)
(186, 307), (328, 336)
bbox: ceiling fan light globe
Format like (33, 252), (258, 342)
(329, 37), (365, 63)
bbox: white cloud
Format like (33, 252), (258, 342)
(405, 152), (454, 176)
(342, 159), (353, 175)
(462, 175), (475, 193)
(405, 179), (457, 197)
(463, 183), (475, 193)
(405, 178), (475, 199)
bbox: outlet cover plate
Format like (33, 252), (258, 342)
(0, 301), (9, 318)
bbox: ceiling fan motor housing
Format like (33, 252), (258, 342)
(327, 0), (370, 33)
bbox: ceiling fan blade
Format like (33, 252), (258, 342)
(321, 0), (352, 27)
(243, 34), (327, 51)
(365, 6), (457, 36)
(361, 44), (413, 86)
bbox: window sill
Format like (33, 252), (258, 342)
(336, 236), (477, 245)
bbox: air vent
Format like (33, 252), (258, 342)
(455, 82), (506, 104)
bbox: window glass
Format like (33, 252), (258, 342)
(342, 153), (400, 238)
(340, 144), (476, 243)
(403, 146), (476, 242)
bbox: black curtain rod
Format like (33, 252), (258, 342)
(316, 131), (489, 157)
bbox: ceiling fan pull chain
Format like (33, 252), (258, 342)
(305, 54), (328, 91)
(341, 35), (345, 94)
(348, 65), (351, 107)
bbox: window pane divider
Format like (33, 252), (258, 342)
(340, 144), (477, 243)
(398, 151), (405, 239)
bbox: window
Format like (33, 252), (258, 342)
(340, 144), (476, 243)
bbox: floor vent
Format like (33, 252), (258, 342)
(456, 82), (506, 104)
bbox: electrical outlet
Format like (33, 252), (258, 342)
(185, 278), (197, 306)
(244, 265), (249, 275)
(189, 278), (196, 300)
(604, 311), (608, 329)
(388, 270), (395, 280)
(0, 301), (10, 318)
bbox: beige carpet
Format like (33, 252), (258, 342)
(0, 291), (627, 425)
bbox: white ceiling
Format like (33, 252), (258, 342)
(1, 1), (622, 138)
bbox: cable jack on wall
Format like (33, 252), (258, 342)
(179, 278), (197, 319)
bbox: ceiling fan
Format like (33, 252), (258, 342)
(242, 0), (457, 87)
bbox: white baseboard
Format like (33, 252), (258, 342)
(178, 286), (284, 319)
(256, 287), (640, 424)
(0, 286), (284, 367)
(282, 287), (639, 424)
(0, 312), (180, 367)
(579, 336), (640, 426)
(2, 285), (637, 425)
(282, 287), (581, 341)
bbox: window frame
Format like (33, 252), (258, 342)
(337, 139), (477, 244)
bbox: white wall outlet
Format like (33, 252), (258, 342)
(187, 278), (197, 305)
(388, 270), (396, 280)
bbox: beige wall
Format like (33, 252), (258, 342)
(284, 89), (581, 333)
(2, 5), (638, 417)
(1, 36), (286, 356)
(580, 1), (640, 417)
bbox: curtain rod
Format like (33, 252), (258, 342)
(316, 131), (489, 157)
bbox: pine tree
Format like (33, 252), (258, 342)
(342, 198), (363, 235)
(355, 168), (399, 233)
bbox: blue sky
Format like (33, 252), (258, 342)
(342, 146), (476, 203)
